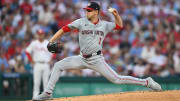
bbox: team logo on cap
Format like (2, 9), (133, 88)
(88, 3), (91, 6)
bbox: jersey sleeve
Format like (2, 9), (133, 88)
(26, 42), (34, 54)
(106, 21), (116, 33)
(67, 18), (81, 30)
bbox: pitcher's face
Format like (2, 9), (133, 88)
(85, 9), (98, 20)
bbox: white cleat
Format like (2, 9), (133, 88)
(146, 77), (162, 91)
(32, 92), (53, 101)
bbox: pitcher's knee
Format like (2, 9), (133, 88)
(53, 62), (64, 71)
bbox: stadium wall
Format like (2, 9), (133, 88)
(0, 73), (180, 100)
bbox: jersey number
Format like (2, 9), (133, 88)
(99, 37), (102, 45)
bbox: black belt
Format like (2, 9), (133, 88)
(83, 50), (101, 58)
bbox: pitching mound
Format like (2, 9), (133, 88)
(52, 90), (180, 101)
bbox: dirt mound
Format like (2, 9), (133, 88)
(52, 90), (180, 101)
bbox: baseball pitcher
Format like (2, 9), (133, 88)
(26, 29), (52, 99)
(33, 2), (161, 101)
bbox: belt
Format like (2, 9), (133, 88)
(36, 61), (47, 64)
(82, 50), (101, 58)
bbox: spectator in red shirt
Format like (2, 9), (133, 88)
(20, 0), (32, 14)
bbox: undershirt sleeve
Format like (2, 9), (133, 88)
(114, 24), (123, 30)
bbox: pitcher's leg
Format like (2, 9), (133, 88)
(45, 55), (86, 94)
(91, 59), (147, 86)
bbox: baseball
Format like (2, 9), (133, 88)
(108, 7), (114, 13)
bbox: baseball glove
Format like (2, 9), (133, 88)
(47, 42), (63, 53)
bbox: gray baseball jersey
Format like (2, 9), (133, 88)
(68, 17), (116, 54)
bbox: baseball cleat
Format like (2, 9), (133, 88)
(32, 92), (53, 101)
(146, 77), (162, 91)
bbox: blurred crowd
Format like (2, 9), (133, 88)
(0, 0), (180, 77)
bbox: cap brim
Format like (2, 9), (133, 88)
(83, 7), (94, 11)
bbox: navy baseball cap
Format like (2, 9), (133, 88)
(83, 2), (100, 11)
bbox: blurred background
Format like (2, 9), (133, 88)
(0, 0), (180, 100)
